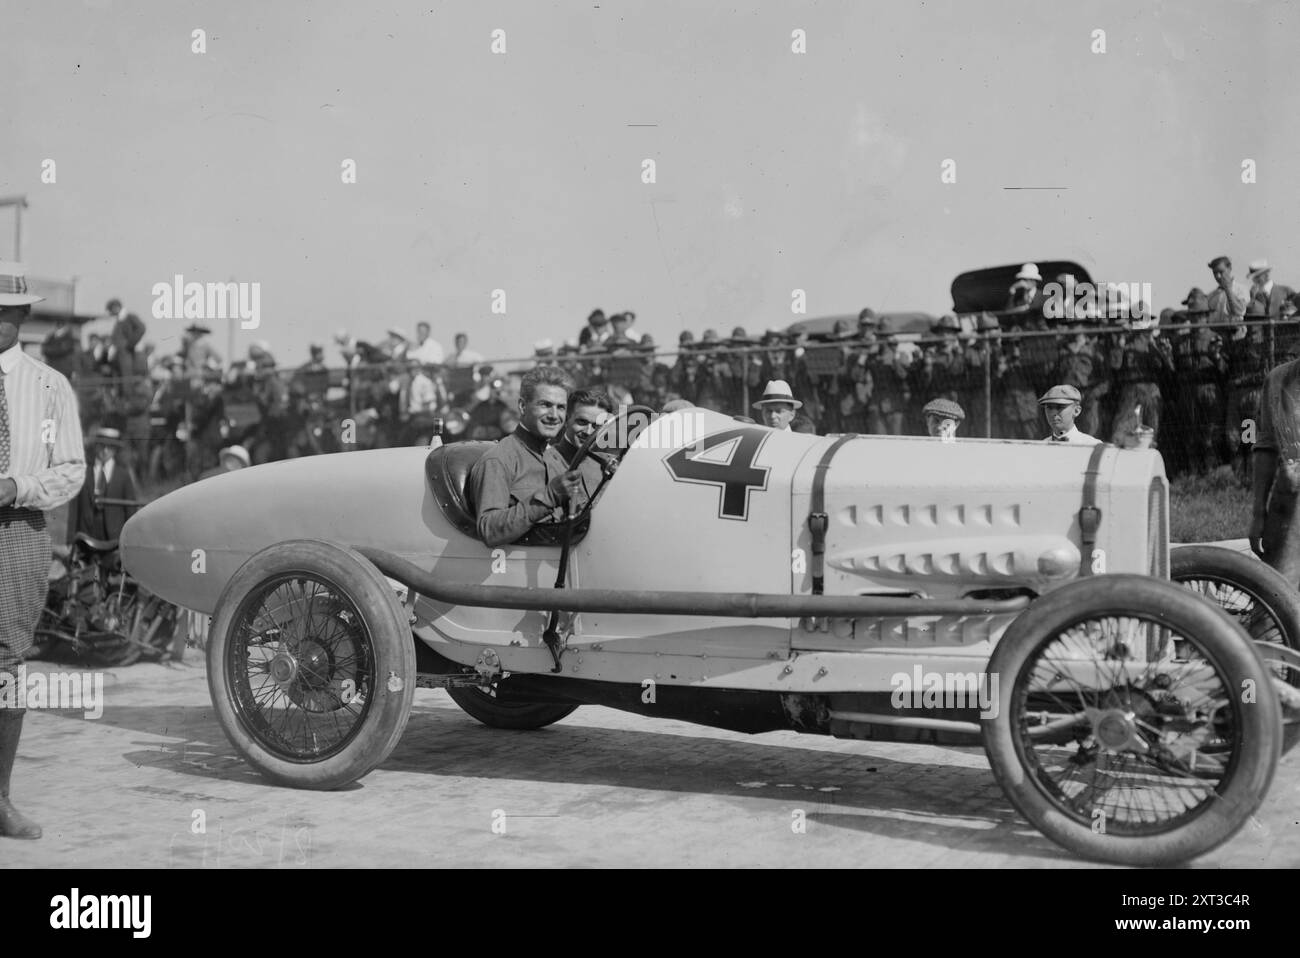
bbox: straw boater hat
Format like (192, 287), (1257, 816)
(0, 262), (44, 306)
(752, 380), (802, 410)
(89, 426), (125, 446)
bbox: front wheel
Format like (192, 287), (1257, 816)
(983, 574), (1280, 867)
(447, 686), (579, 730)
(207, 539), (416, 789)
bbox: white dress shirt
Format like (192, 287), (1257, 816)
(1044, 426), (1101, 445)
(409, 337), (445, 365)
(0, 341), (86, 510)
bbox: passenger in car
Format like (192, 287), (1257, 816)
(555, 387), (615, 502)
(467, 366), (585, 547)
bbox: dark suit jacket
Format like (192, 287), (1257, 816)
(1253, 283), (1296, 319)
(68, 456), (140, 544)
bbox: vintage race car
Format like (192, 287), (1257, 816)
(120, 406), (1300, 866)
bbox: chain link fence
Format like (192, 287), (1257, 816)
(64, 315), (1300, 480)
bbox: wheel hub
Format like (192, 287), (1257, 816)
(1093, 709), (1142, 751)
(269, 651), (298, 685)
(270, 639), (331, 689)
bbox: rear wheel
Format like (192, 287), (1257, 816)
(447, 686), (578, 730)
(983, 574), (1280, 867)
(207, 539), (415, 789)
(1171, 544), (1300, 753)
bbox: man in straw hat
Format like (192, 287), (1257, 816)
(0, 261), (86, 839)
(753, 379), (804, 432)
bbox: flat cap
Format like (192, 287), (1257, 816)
(1038, 384), (1083, 406)
(922, 398), (966, 421)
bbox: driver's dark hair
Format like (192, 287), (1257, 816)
(568, 387), (614, 416)
(520, 364), (575, 404)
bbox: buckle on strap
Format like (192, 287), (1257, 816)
(808, 512), (828, 547)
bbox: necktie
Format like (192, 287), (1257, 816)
(94, 463), (105, 499)
(0, 373), (10, 473)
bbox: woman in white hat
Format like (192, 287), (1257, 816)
(753, 380), (803, 431)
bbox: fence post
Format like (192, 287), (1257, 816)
(983, 334), (992, 439)
(741, 348), (750, 415)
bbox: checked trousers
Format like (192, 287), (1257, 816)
(0, 374), (51, 674)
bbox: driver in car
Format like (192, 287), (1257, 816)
(468, 365), (586, 547)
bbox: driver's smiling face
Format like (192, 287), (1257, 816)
(565, 403), (609, 447)
(520, 384), (568, 439)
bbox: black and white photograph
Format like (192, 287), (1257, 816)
(2, 0), (1298, 913)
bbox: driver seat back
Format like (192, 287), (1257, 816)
(425, 441), (494, 538)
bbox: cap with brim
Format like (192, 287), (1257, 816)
(386, 328), (407, 341)
(185, 323), (212, 336)
(752, 380), (803, 409)
(1038, 385), (1083, 406)
(922, 398), (965, 421)
(0, 261), (44, 306)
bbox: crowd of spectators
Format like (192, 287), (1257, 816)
(41, 253), (1300, 487)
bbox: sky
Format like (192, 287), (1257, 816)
(6, 0), (1299, 366)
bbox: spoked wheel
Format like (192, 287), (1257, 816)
(447, 685), (579, 730)
(1171, 544), (1300, 753)
(207, 540), (415, 789)
(983, 574), (1280, 867)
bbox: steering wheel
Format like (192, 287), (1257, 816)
(562, 403), (656, 521)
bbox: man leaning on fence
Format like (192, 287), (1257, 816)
(0, 261), (87, 839)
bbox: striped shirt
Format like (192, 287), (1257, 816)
(1, 341), (85, 511)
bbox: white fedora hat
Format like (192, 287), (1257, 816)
(0, 261), (44, 306)
(1014, 263), (1042, 282)
(1247, 259), (1272, 278)
(752, 379), (802, 409)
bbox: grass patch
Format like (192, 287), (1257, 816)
(1169, 467), (1252, 543)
